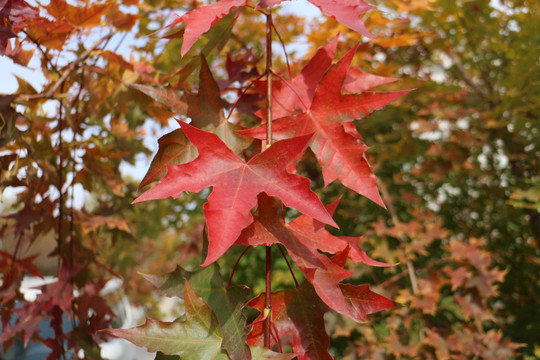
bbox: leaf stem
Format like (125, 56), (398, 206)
(264, 10), (274, 349)
(271, 23), (292, 80)
(271, 69), (309, 110)
(265, 12), (273, 148)
(226, 246), (250, 288)
(226, 72), (266, 121)
(277, 244), (299, 288)
(264, 245), (272, 348)
(271, 321), (283, 352)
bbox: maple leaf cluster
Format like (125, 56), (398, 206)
(102, 0), (411, 358)
(134, 37), (408, 268)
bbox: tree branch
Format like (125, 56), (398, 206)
(379, 183), (419, 295)
(16, 32), (115, 101)
(446, 50), (490, 99)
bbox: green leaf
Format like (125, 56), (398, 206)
(154, 352), (179, 360)
(139, 264), (220, 299)
(104, 282), (223, 360)
(141, 265), (252, 360)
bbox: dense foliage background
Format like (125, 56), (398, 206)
(1, 0), (538, 358)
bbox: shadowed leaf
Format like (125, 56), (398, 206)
(103, 282), (223, 360)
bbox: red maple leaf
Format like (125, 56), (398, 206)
(257, 36), (339, 121)
(343, 66), (398, 93)
(134, 121), (337, 266)
(162, 0), (246, 56)
(236, 194), (391, 265)
(237, 194), (392, 320)
(242, 44), (410, 207)
(256, 36), (398, 121)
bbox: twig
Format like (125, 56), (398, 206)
(22, 30), (61, 75)
(56, 82), (65, 269)
(446, 51), (489, 99)
(277, 244), (299, 288)
(17, 32), (115, 101)
(271, 321), (283, 352)
(226, 73), (266, 121)
(226, 246), (250, 288)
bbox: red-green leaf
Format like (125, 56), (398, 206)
(237, 194), (391, 265)
(164, 0), (247, 57)
(186, 56), (223, 128)
(250, 346), (296, 360)
(134, 122), (337, 266)
(139, 129), (198, 189)
(0, 265), (80, 346)
(248, 281), (393, 359)
(186, 56), (252, 154)
(140, 265), (252, 360)
(0, 251), (42, 280)
(2, 204), (44, 237)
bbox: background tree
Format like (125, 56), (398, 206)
(306, 0), (539, 357)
